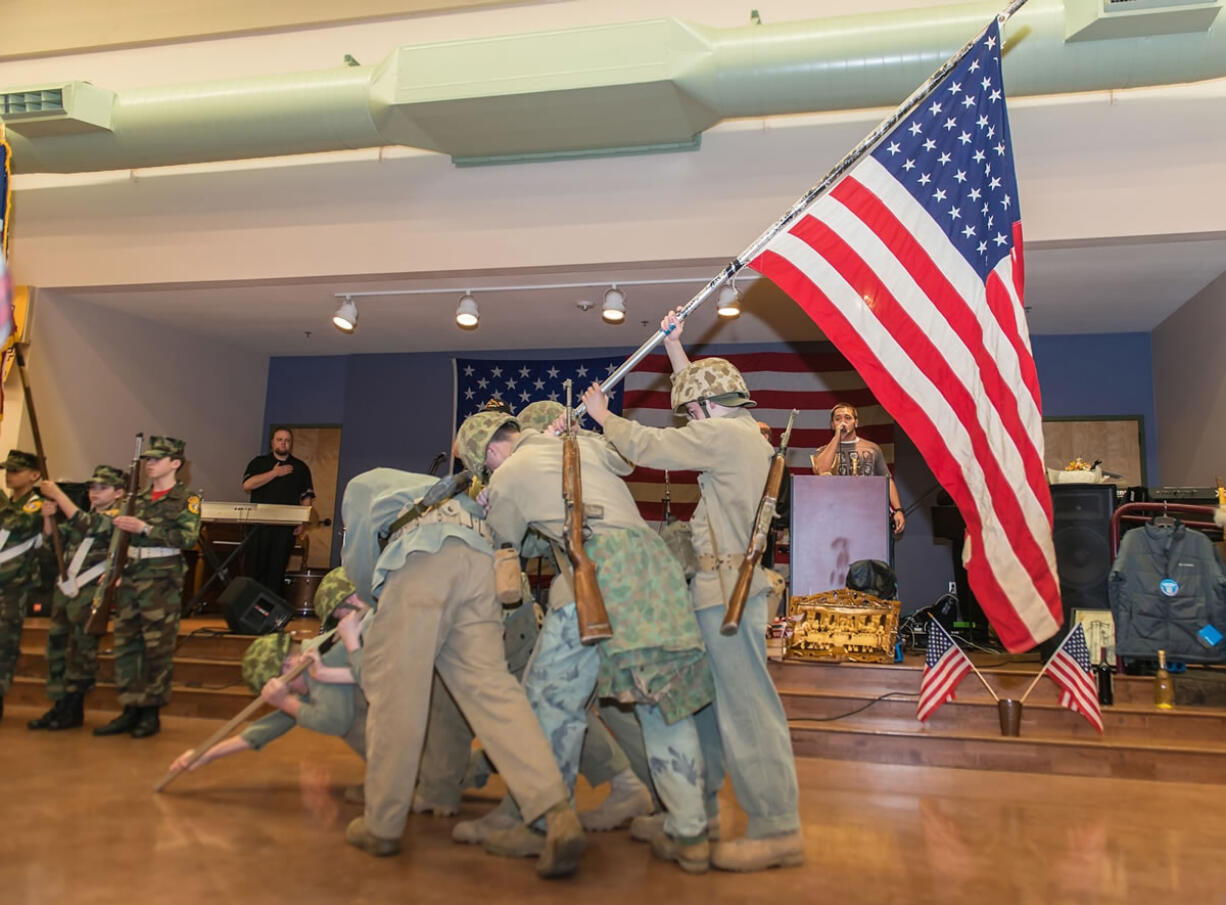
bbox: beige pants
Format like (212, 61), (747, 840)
(361, 539), (568, 839)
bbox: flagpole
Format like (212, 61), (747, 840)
(576, 0), (1034, 416)
(929, 615), (999, 701)
(1019, 628), (1071, 704)
(12, 343), (67, 580)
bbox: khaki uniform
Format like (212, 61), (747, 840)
(42, 505), (118, 699)
(112, 482), (201, 707)
(600, 407), (802, 839)
(0, 488), (45, 696)
(342, 469), (569, 841)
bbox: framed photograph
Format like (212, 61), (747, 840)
(1072, 608), (1116, 665)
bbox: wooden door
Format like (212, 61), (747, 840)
(282, 426), (341, 569)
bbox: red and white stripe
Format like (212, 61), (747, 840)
(1049, 657), (1104, 733)
(751, 154), (1061, 652)
(916, 645), (974, 723)
(620, 349), (894, 523)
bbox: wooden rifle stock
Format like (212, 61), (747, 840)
(721, 409), (798, 636)
(562, 381), (613, 645)
(156, 630), (339, 792)
(85, 433), (144, 637)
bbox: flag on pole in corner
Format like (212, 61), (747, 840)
(1046, 623), (1103, 733)
(917, 619), (975, 722)
(749, 19), (1062, 653)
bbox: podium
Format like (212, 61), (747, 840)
(790, 475), (890, 596)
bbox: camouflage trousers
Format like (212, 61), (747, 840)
(111, 567), (183, 708)
(45, 585), (100, 699)
(0, 584), (31, 697)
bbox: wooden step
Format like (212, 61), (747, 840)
(6, 675), (265, 721)
(18, 616), (322, 660)
(776, 685), (1226, 745)
(17, 647), (242, 688)
(787, 720), (1226, 784)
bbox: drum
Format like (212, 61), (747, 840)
(283, 568), (328, 618)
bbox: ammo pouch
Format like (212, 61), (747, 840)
(495, 545), (523, 605)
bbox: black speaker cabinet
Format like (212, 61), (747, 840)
(219, 577), (293, 635)
(1050, 484), (1116, 615)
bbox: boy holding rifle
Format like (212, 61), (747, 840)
(28, 466), (127, 731)
(455, 407), (714, 873)
(0, 449), (45, 722)
(94, 436), (201, 740)
(580, 310), (804, 872)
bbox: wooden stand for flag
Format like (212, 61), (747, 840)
(12, 344), (67, 581)
(576, 0), (1034, 416)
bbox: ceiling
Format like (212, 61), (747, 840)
(49, 233), (1226, 357)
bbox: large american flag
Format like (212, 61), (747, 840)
(916, 618), (974, 723)
(1046, 623), (1103, 733)
(749, 20), (1061, 652)
(455, 349), (894, 523)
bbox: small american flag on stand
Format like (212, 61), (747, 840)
(917, 619), (974, 722)
(1046, 623), (1103, 733)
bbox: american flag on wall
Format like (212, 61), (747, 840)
(453, 348), (894, 523)
(748, 20), (1062, 652)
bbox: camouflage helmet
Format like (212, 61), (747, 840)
(314, 566), (358, 624)
(670, 358), (756, 413)
(455, 411), (519, 479)
(516, 400), (565, 433)
(241, 632), (293, 694)
(88, 464), (128, 488)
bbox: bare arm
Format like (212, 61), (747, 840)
(661, 309), (691, 374)
(242, 462), (293, 493)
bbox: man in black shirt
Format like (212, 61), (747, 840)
(241, 428), (315, 597)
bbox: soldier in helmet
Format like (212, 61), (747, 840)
(451, 399), (655, 844)
(0, 449), (46, 722)
(28, 466), (127, 731)
(94, 436), (201, 740)
(580, 309), (804, 872)
(167, 567), (370, 776)
(339, 468), (585, 878)
(455, 409), (714, 873)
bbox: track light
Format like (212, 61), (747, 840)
(717, 284), (742, 319)
(456, 293), (479, 329)
(332, 296), (358, 333)
(601, 286), (626, 324)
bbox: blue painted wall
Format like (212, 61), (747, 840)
(263, 332), (1156, 613)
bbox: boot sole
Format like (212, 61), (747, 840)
(536, 833), (587, 879)
(712, 851), (805, 872)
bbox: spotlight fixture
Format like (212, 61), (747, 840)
(716, 283), (742, 319)
(332, 296), (358, 333)
(601, 286), (626, 324)
(456, 292), (479, 329)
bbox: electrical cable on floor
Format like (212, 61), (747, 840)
(787, 690), (919, 723)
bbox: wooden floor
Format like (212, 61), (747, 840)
(5, 705), (1226, 904)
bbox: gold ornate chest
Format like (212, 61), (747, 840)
(785, 588), (900, 664)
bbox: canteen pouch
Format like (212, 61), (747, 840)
(495, 545), (523, 605)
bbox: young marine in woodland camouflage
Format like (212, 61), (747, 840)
(94, 436), (201, 739)
(28, 465), (127, 731)
(581, 309), (804, 872)
(0, 449), (46, 722)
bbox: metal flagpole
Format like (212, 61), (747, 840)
(12, 344), (67, 580)
(576, 0), (1033, 417)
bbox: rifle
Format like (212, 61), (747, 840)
(562, 380), (613, 645)
(156, 629), (339, 792)
(85, 433), (144, 636)
(721, 409), (798, 636)
(12, 345), (66, 581)
(378, 469), (474, 550)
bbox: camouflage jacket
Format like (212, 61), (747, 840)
(123, 482), (201, 575)
(0, 488), (46, 584)
(43, 505), (121, 581)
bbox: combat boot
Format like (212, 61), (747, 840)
(345, 817), (401, 857)
(47, 693), (85, 730)
(28, 698), (66, 730)
(650, 832), (710, 874)
(93, 705), (140, 736)
(536, 803), (587, 879)
(710, 831), (805, 871)
(130, 706), (161, 738)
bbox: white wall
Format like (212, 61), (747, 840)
(21, 291), (268, 498)
(1152, 271), (1226, 487)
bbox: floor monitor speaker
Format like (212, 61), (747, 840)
(220, 577), (293, 635)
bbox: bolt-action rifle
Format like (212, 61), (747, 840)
(562, 380), (613, 645)
(85, 433), (144, 636)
